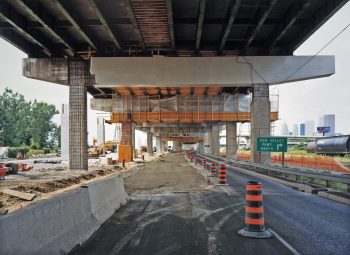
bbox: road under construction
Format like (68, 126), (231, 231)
(0, 0), (349, 254)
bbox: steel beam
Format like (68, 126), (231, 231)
(55, 0), (96, 49)
(0, 30), (42, 57)
(13, 0), (74, 56)
(88, 0), (121, 50)
(165, 0), (175, 49)
(0, 1), (51, 56)
(267, 0), (310, 54)
(292, 0), (348, 50)
(218, 0), (242, 51)
(244, 0), (277, 50)
(125, 0), (145, 50)
(195, 0), (206, 51)
(244, 0), (277, 49)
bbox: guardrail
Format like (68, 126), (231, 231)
(196, 153), (350, 193)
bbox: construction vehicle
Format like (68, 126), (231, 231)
(88, 138), (120, 158)
(0, 162), (33, 179)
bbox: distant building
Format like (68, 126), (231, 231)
(281, 122), (289, 136)
(318, 114), (335, 136)
(292, 124), (299, 136)
(300, 123), (305, 136)
(305, 121), (314, 136)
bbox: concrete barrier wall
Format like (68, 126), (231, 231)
(0, 174), (128, 255)
(86, 175), (128, 224)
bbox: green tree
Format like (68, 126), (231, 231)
(0, 88), (60, 149)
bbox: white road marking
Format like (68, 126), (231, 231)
(269, 229), (300, 255)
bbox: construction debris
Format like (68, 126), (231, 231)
(33, 159), (62, 164)
(2, 189), (36, 201)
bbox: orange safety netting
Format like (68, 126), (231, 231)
(235, 153), (350, 173)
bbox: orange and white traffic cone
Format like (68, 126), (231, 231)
(238, 181), (273, 238)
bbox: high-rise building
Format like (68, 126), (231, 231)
(281, 122), (289, 136)
(292, 124), (299, 136)
(300, 123), (305, 136)
(318, 114), (335, 136)
(304, 121), (314, 136)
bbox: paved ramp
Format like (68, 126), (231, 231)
(70, 191), (290, 255)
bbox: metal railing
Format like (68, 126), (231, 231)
(196, 153), (350, 192)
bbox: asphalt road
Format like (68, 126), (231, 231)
(71, 154), (350, 255)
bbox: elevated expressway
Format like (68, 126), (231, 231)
(0, 0), (347, 169)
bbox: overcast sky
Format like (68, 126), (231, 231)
(0, 2), (349, 142)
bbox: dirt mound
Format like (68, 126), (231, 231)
(0, 167), (117, 213)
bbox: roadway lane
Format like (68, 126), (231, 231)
(71, 154), (292, 255)
(200, 155), (350, 255)
(71, 154), (349, 255)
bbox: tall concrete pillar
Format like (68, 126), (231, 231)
(226, 122), (238, 159)
(61, 104), (69, 161)
(198, 141), (205, 154)
(206, 132), (212, 154)
(96, 117), (105, 146)
(69, 60), (89, 170)
(131, 124), (135, 160)
(156, 136), (162, 154)
(211, 125), (220, 156)
(251, 84), (271, 163)
(147, 132), (153, 156)
(173, 141), (182, 152)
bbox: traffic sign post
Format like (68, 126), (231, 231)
(257, 137), (288, 152)
(257, 137), (288, 167)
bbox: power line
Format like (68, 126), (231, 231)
(283, 22), (350, 82)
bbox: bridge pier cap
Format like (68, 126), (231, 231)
(90, 56), (334, 87)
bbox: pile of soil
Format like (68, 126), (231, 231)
(0, 166), (118, 213)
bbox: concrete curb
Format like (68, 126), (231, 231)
(0, 174), (128, 255)
(318, 191), (350, 206)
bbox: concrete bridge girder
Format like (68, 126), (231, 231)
(90, 56), (334, 87)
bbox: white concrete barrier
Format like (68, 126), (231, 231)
(0, 174), (128, 255)
(86, 175), (128, 223)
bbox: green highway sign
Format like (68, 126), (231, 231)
(256, 137), (287, 152)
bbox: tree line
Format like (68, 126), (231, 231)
(0, 88), (60, 150)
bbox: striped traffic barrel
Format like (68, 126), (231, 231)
(209, 162), (216, 176)
(202, 158), (207, 170)
(238, 181), (273, 238)
(217, 164), (228, 185)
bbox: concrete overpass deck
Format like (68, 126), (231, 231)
(71, 153), (350, 255)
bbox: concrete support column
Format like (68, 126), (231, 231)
(206, 132), (212, 154)
(147, 132), (153, 156)
(156, 136), (162, 155)
(211, 125), (220, 156)
(61, 104), (69, 161)
(226, 122), (238, 159)
(96, 117), (105, 146)
(251, 84), (271, 163)
(175, 141), (182, 152)
(69, 60), (89, 170)
(163, 141), (168, 152)
(131, 124), (135, 160)
(198, 141), (205, 154)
